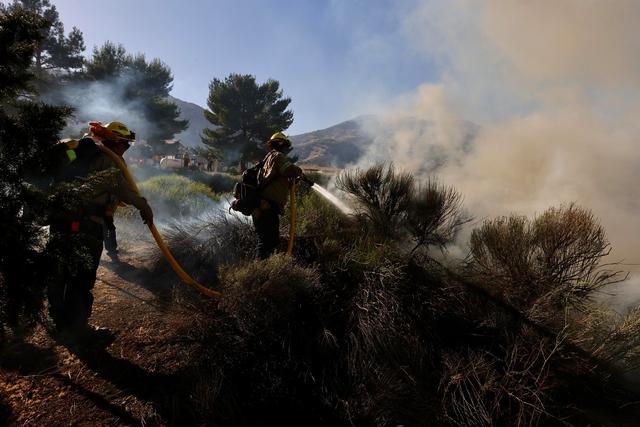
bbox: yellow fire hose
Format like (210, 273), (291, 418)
(287, 179), (296, 256)
(95, 144), (222, 299)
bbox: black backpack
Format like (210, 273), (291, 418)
(230, 160), (265, 216)
(47, 137), (110, 225)
(50, 137), (101, 184)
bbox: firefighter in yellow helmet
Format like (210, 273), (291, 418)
(253, 132), (305, 259)
(46, 121), (153, 345)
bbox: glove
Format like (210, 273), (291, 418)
(139, 200), (153, 225)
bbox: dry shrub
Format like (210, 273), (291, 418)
(532, 206), (621, 297)
(146, 211), (255, 296)
(469, 204), (624, 313)
(340, 256), (440, 426)
(315, 238), (344, 265)
(153, 167), (640, 425)
(179, 244), (447, 426)
(187, 255), (331, 425)
(407, 179), (470, 253)
(440, 351), (496, 426)
(167, 211), (255, 266)
(175, 228), (640, 426)
(570, 306), (640, 374)
(220, 254), (321, 332)
(440, 332), (558, 427)
(337, 163), (414, 238)
(337, 164), (467, 254)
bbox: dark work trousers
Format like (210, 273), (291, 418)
(103, 216), (117, 254)
(46, 220), (104, 330)
(253, 207), (280, 259)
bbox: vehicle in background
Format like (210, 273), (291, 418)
(159, 156), (183, 169)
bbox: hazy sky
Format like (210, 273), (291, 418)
(52, 0), (438, 134)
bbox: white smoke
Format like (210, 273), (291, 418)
(46, 71), (154, 143)
(357, 2), (640, 288)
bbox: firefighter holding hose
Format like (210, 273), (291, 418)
(46, 121), (153, 345)
(253, 132), (308, 259)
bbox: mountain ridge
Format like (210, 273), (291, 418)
(171, 95), (374, 166)
(170, 96), (476, 169)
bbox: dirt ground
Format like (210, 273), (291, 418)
(0, 246), (203, 426)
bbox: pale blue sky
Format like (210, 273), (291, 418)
(52, 0), (438, 134)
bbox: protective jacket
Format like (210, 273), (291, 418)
(51, 137), (149, 224)
(258, 149), (302, 213)
(89, 147), (147, 213)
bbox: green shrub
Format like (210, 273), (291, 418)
(184, 170), (239, 193)
(138, 174), (219, 218)
(290, 191), (348, 238)
(131, 166), (239, 194)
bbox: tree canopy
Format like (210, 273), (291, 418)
(2, 0), (85, 74)
(0, 6), (46, 99)
(0, 7), (73, 330)
(202, 73), (293, 169)
(69, 42), (188, 149)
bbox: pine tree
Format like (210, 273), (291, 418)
(3, 0), (85, 74)
(83, 41), (127, 79)
(78, 42), (188, 149)
(202, 74), (293, 170)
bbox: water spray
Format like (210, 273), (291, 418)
(287, 175), (352, 256)
(310, 183), (353, 215)
(298, 175), (352, 215)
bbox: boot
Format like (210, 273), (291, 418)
(55, 324), (115, 348)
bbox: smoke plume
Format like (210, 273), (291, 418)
(359, 1), (640, 277)
(44, 72), (155, 143)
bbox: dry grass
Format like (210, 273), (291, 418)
(440, 333), (559, 427)
(570, 305), (640, 374)
(145, 210), (255, 296)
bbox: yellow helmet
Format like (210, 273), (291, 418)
(105, 121), (135, 141)
(267, 131), (292, 152)
(89, 121), (135, 142)
(269, 131), (289, 142)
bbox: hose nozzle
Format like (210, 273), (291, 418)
(300, 174), (314, 186)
